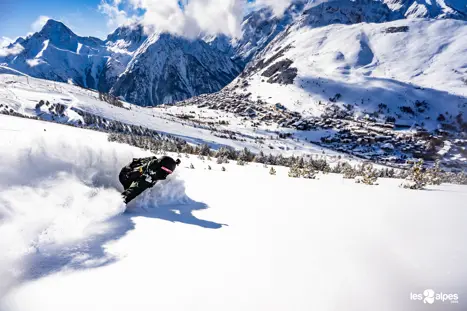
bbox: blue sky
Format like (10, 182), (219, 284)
(0, 0), (110, 40)
(0, 0), (273, 42)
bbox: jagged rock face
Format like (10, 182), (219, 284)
(297, 0), (397, 27)
(380, 0), (467, 19)
(106, 24), (148, 52)
(97, 24), (149, 92)
(206, 0), (395, 65)
(38, 19), (104, 52)
(206, 0), (465, 64)
(0, 21), (148, 92)
(0, 20), (242, 106)
(206, 1), (307, 65)
(111, 34), (242, 106)
(1, 20), (108, 89)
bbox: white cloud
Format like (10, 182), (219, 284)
(0, 44), (24, 57)
(135, 0), (245, 39)
(98, 0), (296, 39)
(98, 1), (138, 29)
(31, 16), (51, 32)
(254, 0), (291, 16)
(0, 37), (13, 48)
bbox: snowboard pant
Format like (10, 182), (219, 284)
(119, 170), (133, 190)
(121, 178), (155, 204)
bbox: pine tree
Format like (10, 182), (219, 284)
(297, 157), (305, 168)
(342, 162), (357, 179)
(426, 159), (442, 186)
(402, 159), (426, 190)
(454, 171), (467, 185)
(237, 159), (246, 166)
(269, 167), (276, 175)
(301, 166), (316, 179)
(216, 146), (237, 160)
(288, 163), (301, 178)
(266, 154), (276, 165)
(254, 151), (266, 163)
(198, 144), (211, 156)
(276, 154), (285, 166)
(311, 157), (330, 172)
(182, 144), (194, 154)
(331, 162), (344, 174)
(238, 147), (254, 162)
(357, 163), (378, 185)
(396, 168), (409, 179)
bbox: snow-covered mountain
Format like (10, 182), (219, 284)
(111, 33), (241, 106)
(2, 3), (467, 309)
(176, 0), (467, 165)
(1, 0), (466, 108)
(98, 24), (149, 92)
(222, 2), (467, 131)
(206, 0), (466, 65)
(381, 0), (467, 19)
(206, 1), (308, 64)
(0, 20), (241, 106)
(0, 20), (109, 89)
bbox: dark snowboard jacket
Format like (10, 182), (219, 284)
(119, 156), (180, 204)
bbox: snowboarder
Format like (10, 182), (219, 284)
(119, 155), (181, 204)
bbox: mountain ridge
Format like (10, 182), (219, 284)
(0, 20), (241, 106)
(0, 0), (466, 107)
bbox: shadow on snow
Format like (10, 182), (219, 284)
(12, 175), (225, 295)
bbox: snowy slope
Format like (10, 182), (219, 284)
(229, 18), (467, 129)
(0, 114), (466, 311)
(0, 72), (338, 158)
(2, 71), (466, 167)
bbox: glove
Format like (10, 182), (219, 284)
(176, 159), (181, 165)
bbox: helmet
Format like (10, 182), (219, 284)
(160, 156), (179, 173)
